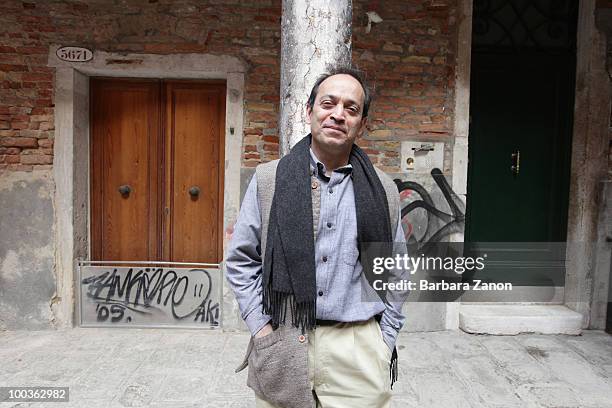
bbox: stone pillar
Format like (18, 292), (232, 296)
(279, 0), (352, 155)
(565, 0), (611, 327)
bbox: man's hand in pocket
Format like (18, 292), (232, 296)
(255, 323), (274, 339)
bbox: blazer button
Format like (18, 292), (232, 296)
(298, 334), (306, 343)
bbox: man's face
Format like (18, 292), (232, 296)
(306, 74), (367, 154)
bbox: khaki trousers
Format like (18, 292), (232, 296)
(255, 318), (392, 408)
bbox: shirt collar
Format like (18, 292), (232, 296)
(309, 147), (353, 182)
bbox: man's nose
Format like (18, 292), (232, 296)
(330, 104), (346, 122)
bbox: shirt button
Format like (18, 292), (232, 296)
(298, 334), (306, 343)
(318, 290), (324, 296)
(328, 188), (333, 194)
(322, 256), (328, 262)
(327, 222), (332, 228)
(312, 181), (319, 189)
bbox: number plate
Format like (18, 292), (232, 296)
(56, 46), (93, 62)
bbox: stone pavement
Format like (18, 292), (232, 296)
(0, 328), (611, 408)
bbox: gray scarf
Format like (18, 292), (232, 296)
(261, 134), (398, 385)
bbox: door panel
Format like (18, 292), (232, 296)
(466, 54), (573, 243)
(90, 78), (225, 263)
(90, 79), (161, 261)
(163, 81), (225, 263)
(465, 54), (574, 287)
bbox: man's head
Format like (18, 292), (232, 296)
(306, 67), (371, 158)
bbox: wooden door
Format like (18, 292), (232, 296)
(163, 81), (225, 263)
(90, 78), (225, 263)
(90, 79), (161, 261)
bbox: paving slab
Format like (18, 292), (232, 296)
(0, 328), (610, 408)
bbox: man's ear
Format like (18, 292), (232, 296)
(305, 105), (312, 124)
(357, 116), (368, 137)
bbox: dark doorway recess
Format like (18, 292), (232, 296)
(464, 0), (578, 287)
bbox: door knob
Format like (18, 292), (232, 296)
(118, 185), (132, 197)
(511, 150), (520, 176)
(189, 186), (200, 199)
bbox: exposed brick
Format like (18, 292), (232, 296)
(402, 56), (431, 64)
(0, 137), (38, 147)
(7, 164), (33, 171)
(382, 42), (403, 53)
(39, 122), (53, 131)
(20, 154), (52, 164)
(262, 135), (278, 143)
(37, 138), (53, 148)
(0, 64), (28, 72)
(262, 143), (278, 151)
(0, 0), (455, 171)
(2, 154), (21, 163)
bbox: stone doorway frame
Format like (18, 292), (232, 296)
(451, 0), (610, 329)
(48, 48), (246, 328)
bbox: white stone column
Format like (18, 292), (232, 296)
(565, 0), (610, 327)
(279, 0), (353, 155)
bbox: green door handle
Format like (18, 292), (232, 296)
(511, 150), (520, 176)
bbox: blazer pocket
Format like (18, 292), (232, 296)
(252, 327), (282, 350)
(235, 337), (253, 373)
(247, 329), (311, 408)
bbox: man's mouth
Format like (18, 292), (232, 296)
(323, 125), (346, 134)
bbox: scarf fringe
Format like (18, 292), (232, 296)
(390, 346), (398, 389)
(262, 281), (316, 334)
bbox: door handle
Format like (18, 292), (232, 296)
(118, 184), (132, 197)
(189, 186), (200, 199)
(511, 150), (520, 176)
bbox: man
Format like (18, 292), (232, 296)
(226, 67), (408, 408)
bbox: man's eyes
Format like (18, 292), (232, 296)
(320, 101), (360, 114)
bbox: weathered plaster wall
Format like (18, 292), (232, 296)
(0, 170), (55, 329)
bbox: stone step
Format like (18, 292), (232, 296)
(459, 304), (583, 335)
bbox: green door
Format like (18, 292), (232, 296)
(466, 53), (574, 243)
(464, 0), (577, 287)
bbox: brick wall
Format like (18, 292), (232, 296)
(0, 0), (283, 171)
(352, 0), (457, 173)
(0, 0), (458, 172)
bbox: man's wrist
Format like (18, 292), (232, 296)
(254, 323), (274, 338)
(244, 308), (272, 336)
(379, 323), (398, 351)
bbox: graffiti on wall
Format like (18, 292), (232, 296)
(79, 265), (221, 328)
(395, 168), (465, 253)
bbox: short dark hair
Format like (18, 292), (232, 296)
(306, 66), (372, 118)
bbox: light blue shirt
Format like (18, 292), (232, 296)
(225, 149), (408, 350)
